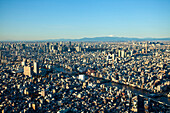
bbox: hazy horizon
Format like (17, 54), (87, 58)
(0, 0), (170, 41)
(1, 36), (170, 42)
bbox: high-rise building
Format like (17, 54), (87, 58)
(145, 43), (148, 54)
(112, 54), (115, 60)
(69, 41), (71, 47)
(118, 50), (121, 57)
(33, 61), (39, 75)
(121, 50), (125, 58)
(142, 49), (145, 54)
(49, 44), (53, 51)
(131, 50), (133, 56)
(24, 66), (32, 77)
(46, 43), (49, 52)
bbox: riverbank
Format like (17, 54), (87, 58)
(54, 66), (170, 106)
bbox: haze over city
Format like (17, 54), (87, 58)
(0, 0), (170, 41)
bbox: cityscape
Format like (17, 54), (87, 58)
(0, 0), (170, 113)
(0, 41), (170, 112)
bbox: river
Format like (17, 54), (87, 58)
(54, 67), (170, 106)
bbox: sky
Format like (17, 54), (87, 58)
(0, 0), (170, 41)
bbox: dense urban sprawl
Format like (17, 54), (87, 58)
(0, 41), (170, 113)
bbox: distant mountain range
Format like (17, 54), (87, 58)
(2, 37), (170, 42)
(42, 37), (170, 42)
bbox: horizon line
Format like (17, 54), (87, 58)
(0, 36), (170, 42)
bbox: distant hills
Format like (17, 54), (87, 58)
(43, 37), (170, 42)
(2, 37), (170, 42)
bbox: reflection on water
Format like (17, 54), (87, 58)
(105, 82), (170, 105)
(54, 67), (170, 105)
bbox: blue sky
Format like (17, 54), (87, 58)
(0, 0), (170, 41)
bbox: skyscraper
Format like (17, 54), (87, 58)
(121, 50), (125, 58)
(118, 50), (121, 57)
(131, 50), (133, 56)
(69, 41), (71, 47)
(145, 43), (148, 54)
(24, 66), (32, 77)
(33, 61), (39, 75)
(112, 54), (115, 60)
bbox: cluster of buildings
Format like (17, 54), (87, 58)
(0, 41), (169, 112)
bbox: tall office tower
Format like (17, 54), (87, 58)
(24, 66), (32, 77)
(51, 46), (55, 51)
(33, 61), (39, 75)
(142, 49), (145, 54)
(44, 45), (46, 52)
(145, 43), (148, 54)
(131, 50), (133, 56)
(125, 51), (127, 57)
(118, 50), (121, 57)
(46, 42), (49, 52)
(49, 44), (53, 51)
(121, 50), (125, 58)
(112, 54), (115, 60)
(69, 41), (71, 47)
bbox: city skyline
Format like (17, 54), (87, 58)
(0, 0), (170, 41)
(0, 41), (170, 112)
